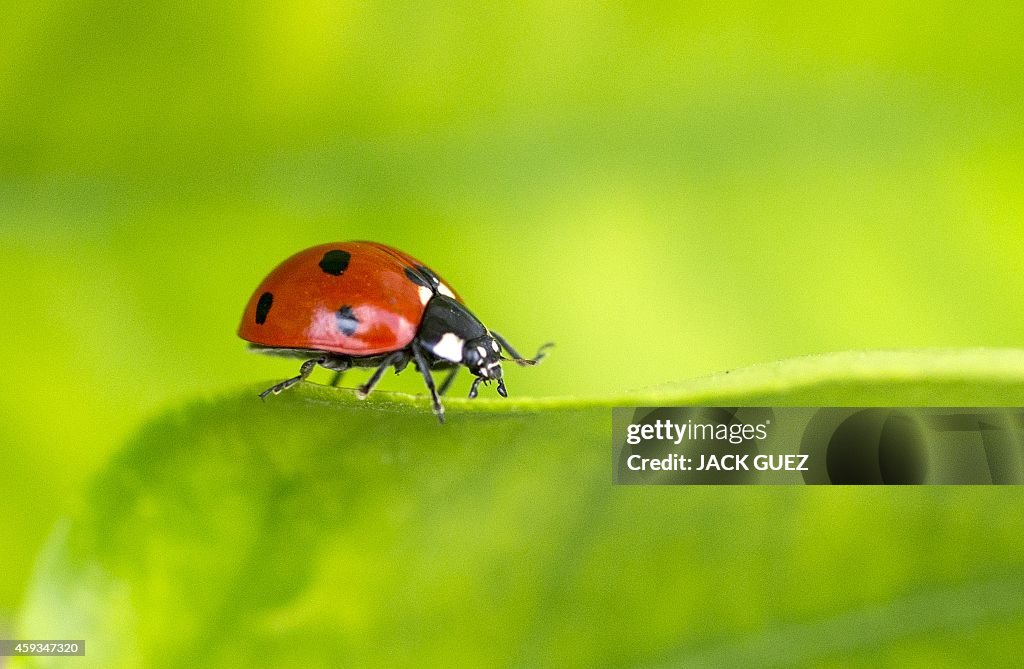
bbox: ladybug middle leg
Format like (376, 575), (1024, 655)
(321, 355), (351, 388)
(356, 351), (408, 400)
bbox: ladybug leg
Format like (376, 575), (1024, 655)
(356, 351), (407, 399)
(491, 331), (554, 366)
(468, 376), (483, 399)
(259, 357), (323, 399)
(438, 368), (459, 396)
(393, 356), (411, 374)
(319, 355), (351, 388)
(411, 341), (445, 424)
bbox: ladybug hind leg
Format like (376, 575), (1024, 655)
(259, 356), (324, 399)
(259, 355), (352, 399)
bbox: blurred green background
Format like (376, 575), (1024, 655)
(3, 0), (1024, 631)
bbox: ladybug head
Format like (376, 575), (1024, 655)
(462, 334), (508, 399)
(463, 335), (504, 381)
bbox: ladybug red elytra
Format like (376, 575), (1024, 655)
(238, 241), (551, 423)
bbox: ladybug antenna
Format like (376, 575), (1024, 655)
(500, 355), (538, 366)
(497, 341), (553, 367)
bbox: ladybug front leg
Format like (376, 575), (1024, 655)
(259, 357), (323, 399)
(411, 341), (445, 424)
(438, 368), (459, 396)
(490, 331), (554, 366)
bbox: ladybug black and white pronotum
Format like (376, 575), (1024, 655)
(238, 241), (551, 422)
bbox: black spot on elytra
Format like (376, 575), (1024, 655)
(255, 292), (273, 325)
(335, 305), (359, 336)
(319, 249), (351, 276)
(404, 266), (431, 288)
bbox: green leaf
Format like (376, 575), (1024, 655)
(15, 349), (1024, 668)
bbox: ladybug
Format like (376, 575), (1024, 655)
(238, 241), (551, 423)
